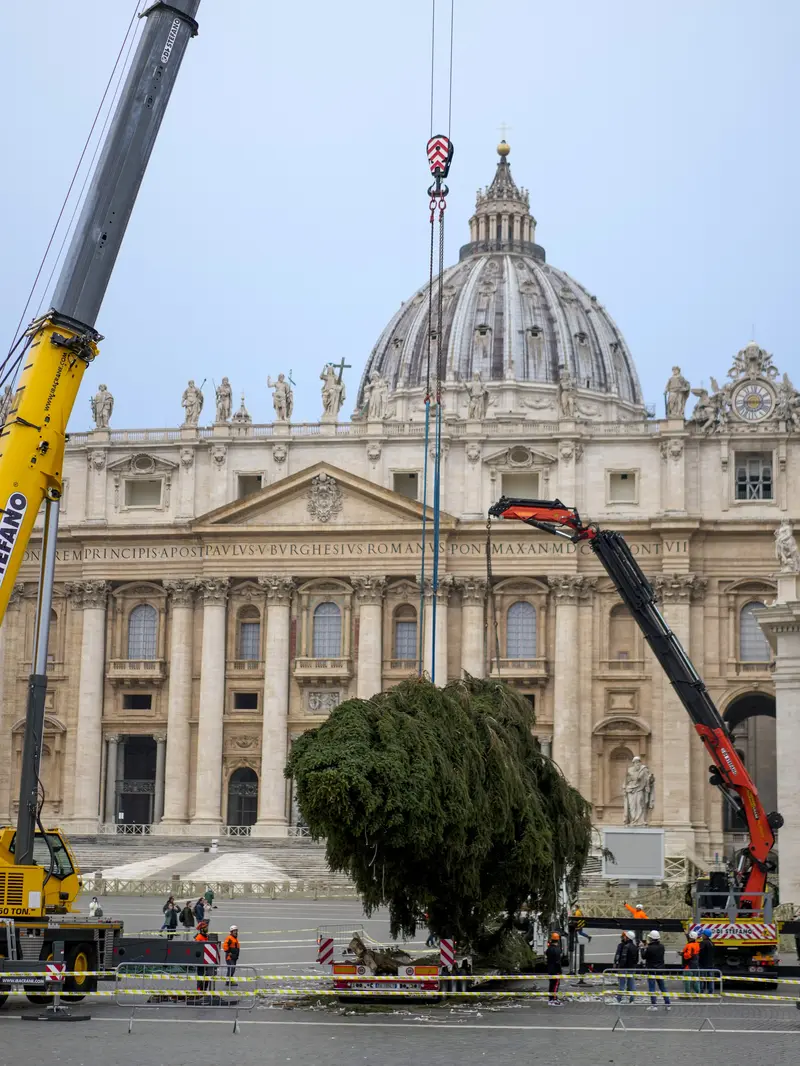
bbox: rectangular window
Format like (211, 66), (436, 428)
(394, 620), (417, 660)
(735, 454), (773, 500)
(237, 474), (263, 499)
(501, 472), (540, 499)
(233, 692), (259, 710)
(124, 479), (162, 508)
(122, 694), (152, 711)
(238, 621), (261, 660)
(608, 470), (637, 503)
(393, 472), (418, 500)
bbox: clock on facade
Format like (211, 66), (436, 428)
(732, 381), (774, 422)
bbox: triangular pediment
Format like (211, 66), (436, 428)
(194, 462), (457, 531)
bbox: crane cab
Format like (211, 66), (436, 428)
(0, 826), (81, 918)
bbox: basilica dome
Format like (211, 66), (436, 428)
(356, 143), (644, 419)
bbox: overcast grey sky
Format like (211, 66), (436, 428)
(1, 1), (797, 428)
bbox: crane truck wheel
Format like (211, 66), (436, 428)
(64, 944), (97, 999)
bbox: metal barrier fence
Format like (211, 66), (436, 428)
(115, 963), (257, 1035)
(82, 876), (358, 899)
(603, 968), (723, 1031)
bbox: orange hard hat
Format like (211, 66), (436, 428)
(550, 931), (560, 941)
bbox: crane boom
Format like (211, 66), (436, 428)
(488, 496), (782, 907)
(0, 0), (200, 871)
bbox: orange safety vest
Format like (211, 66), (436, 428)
(681, 941), (700, 966)
(195, 932), (209, 942)
(222, 934), (240, 957)
(625, 903), (649, 919)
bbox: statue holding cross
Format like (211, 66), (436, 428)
(320, 359), (350, 422)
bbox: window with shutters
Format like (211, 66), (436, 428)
(127, 604), (158, 660)
(237, 606), (261, 661)
(313, 602), (341, 658)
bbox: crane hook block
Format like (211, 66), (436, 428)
(427, 134), (454, 180)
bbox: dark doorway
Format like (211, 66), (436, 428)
(227, 768), (258, 827)
(118, 735), (157, 825)
(723, 693), (776, 832)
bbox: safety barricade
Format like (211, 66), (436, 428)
(603, 968), (723, 1031)
(115, 962), (257, 1035)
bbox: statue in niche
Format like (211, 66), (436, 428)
(320, 363), (346, 421)
(775, 520), (800, 573)
(556, 365), (577, 419)
(664, 366), (690, 419)
(215, 377), (232, 422)
(464, 372), (489, 420)
(267, 373), (294, 422)
(623, 755), (655, 827)
(362, 370), (389, 421)
(90, 384), (114, 429)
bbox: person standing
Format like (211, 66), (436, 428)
(160, 895), (177, 932)
(698, 931), (715, 995)
(180, 900), (195, 933)
(222, 925), (241, 982)
(88, 896), (103, 918)
(624, 902), (649, 945)
(194, 897), (206, 926)
(194, 919), (212, 993)
(204, 886), (216, 911)
(614, 931), (638, 1003)
(643, 931), (671, 1011)
(164, 900), (179, 941)
(681, 931), (701, 996)
(545, 932), (564, 1006)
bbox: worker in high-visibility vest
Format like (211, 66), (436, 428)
(222, 925), (241, 983)
(194, 920), (212, 994)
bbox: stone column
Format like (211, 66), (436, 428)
(352, 576), (386, 698)
(104, 735), (119, 824)
(153, 732), (167, 824)
(161, 580), (197, 826)
(458, 578), (486, 678)
(67, 580), (110, 829)
(756, 572), (800, 906)
(254, 577), (295, 835)
(191, 578), (229, 828)
(423, 579), (451, 686)
(548, 576), (591, 785)
(652, 574), (705, 852)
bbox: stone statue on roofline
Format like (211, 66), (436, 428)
(362, 370), (389, 421)
(267, 373), (293, 422)
(623, 755), (655, 827)
(215, 377), (232, 422)
(181, 380), (203, 427)
(775, 521), (800, 573)
(91, 384), (114, 429)
(464, 372), (489, 420)
(320, 363), (346, 421)
(664, 366), (690, 419)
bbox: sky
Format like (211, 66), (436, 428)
(0, 0), (797, 429)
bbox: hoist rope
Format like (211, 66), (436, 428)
(2, 0), (143, 369)
(417, 0), (454, 683)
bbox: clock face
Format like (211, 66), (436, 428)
(733, 381), (774, 422)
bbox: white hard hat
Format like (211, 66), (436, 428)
(688, 931), (699, 939)
(626, 930), (636, 940)
(648, 930), (661, 940)
(230, 925), (238, 931)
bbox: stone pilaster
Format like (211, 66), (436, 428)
(548, 575), (594, 785)
(423, 578), (452, 686)
(352, 576), (386, 698)
(755, 579), (800, 906)
(457, 577), (486, 678)
(254, 577), (295, 835)
(191, 578), (229, 828)
(66, 580), (111, 829)
(153, 732), (167, 824)
(659, 436), (687, 513)
(651, 573), (706, 851)
(0, 586), (25, 822)
(104, 735), (119, 824)
(161, 580), (197, 826)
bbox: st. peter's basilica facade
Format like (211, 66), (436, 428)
(1, 144), (797, 867)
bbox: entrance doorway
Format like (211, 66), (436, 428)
(227, 768), (258, 827)
(723, 692), (776, 833)
(117, 736), (157, 825)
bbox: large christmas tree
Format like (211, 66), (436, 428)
(286, 675), (592, 946)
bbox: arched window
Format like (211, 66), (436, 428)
(393, 605), (417, 661)
(227, 767), (258, 827)
(127, 603), (158, 660)
(740, 602), (770, 661)
(237, 605), (261, 661)
(609, 603), (636, 668)
(506, 601), (536, 659)
(313, 602), (341, 658)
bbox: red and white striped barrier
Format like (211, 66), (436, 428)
(689, 922), (777, 942)
(439, 939), (455, 970)
(203, 943), (219, 966)
(317, 936), (334, 966)
(45, 962), (65, 984)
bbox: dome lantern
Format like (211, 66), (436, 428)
(461, 141), (545, 262)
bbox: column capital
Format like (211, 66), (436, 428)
(651, 573), (706, 604)
(423, 576), (454, 604)
(153, 731), (168, 744)
(164, 578), (198, 607)
(258, 576), (295, 605)
(65, 579), (111, 610)
(351, 575), (386, 605)
(547, 575), (596, 604)
(197, 577), (230, 606)
(7, 582), (25, 608)
(105, 733), (121, 745)
(456, 577), (487, 605)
